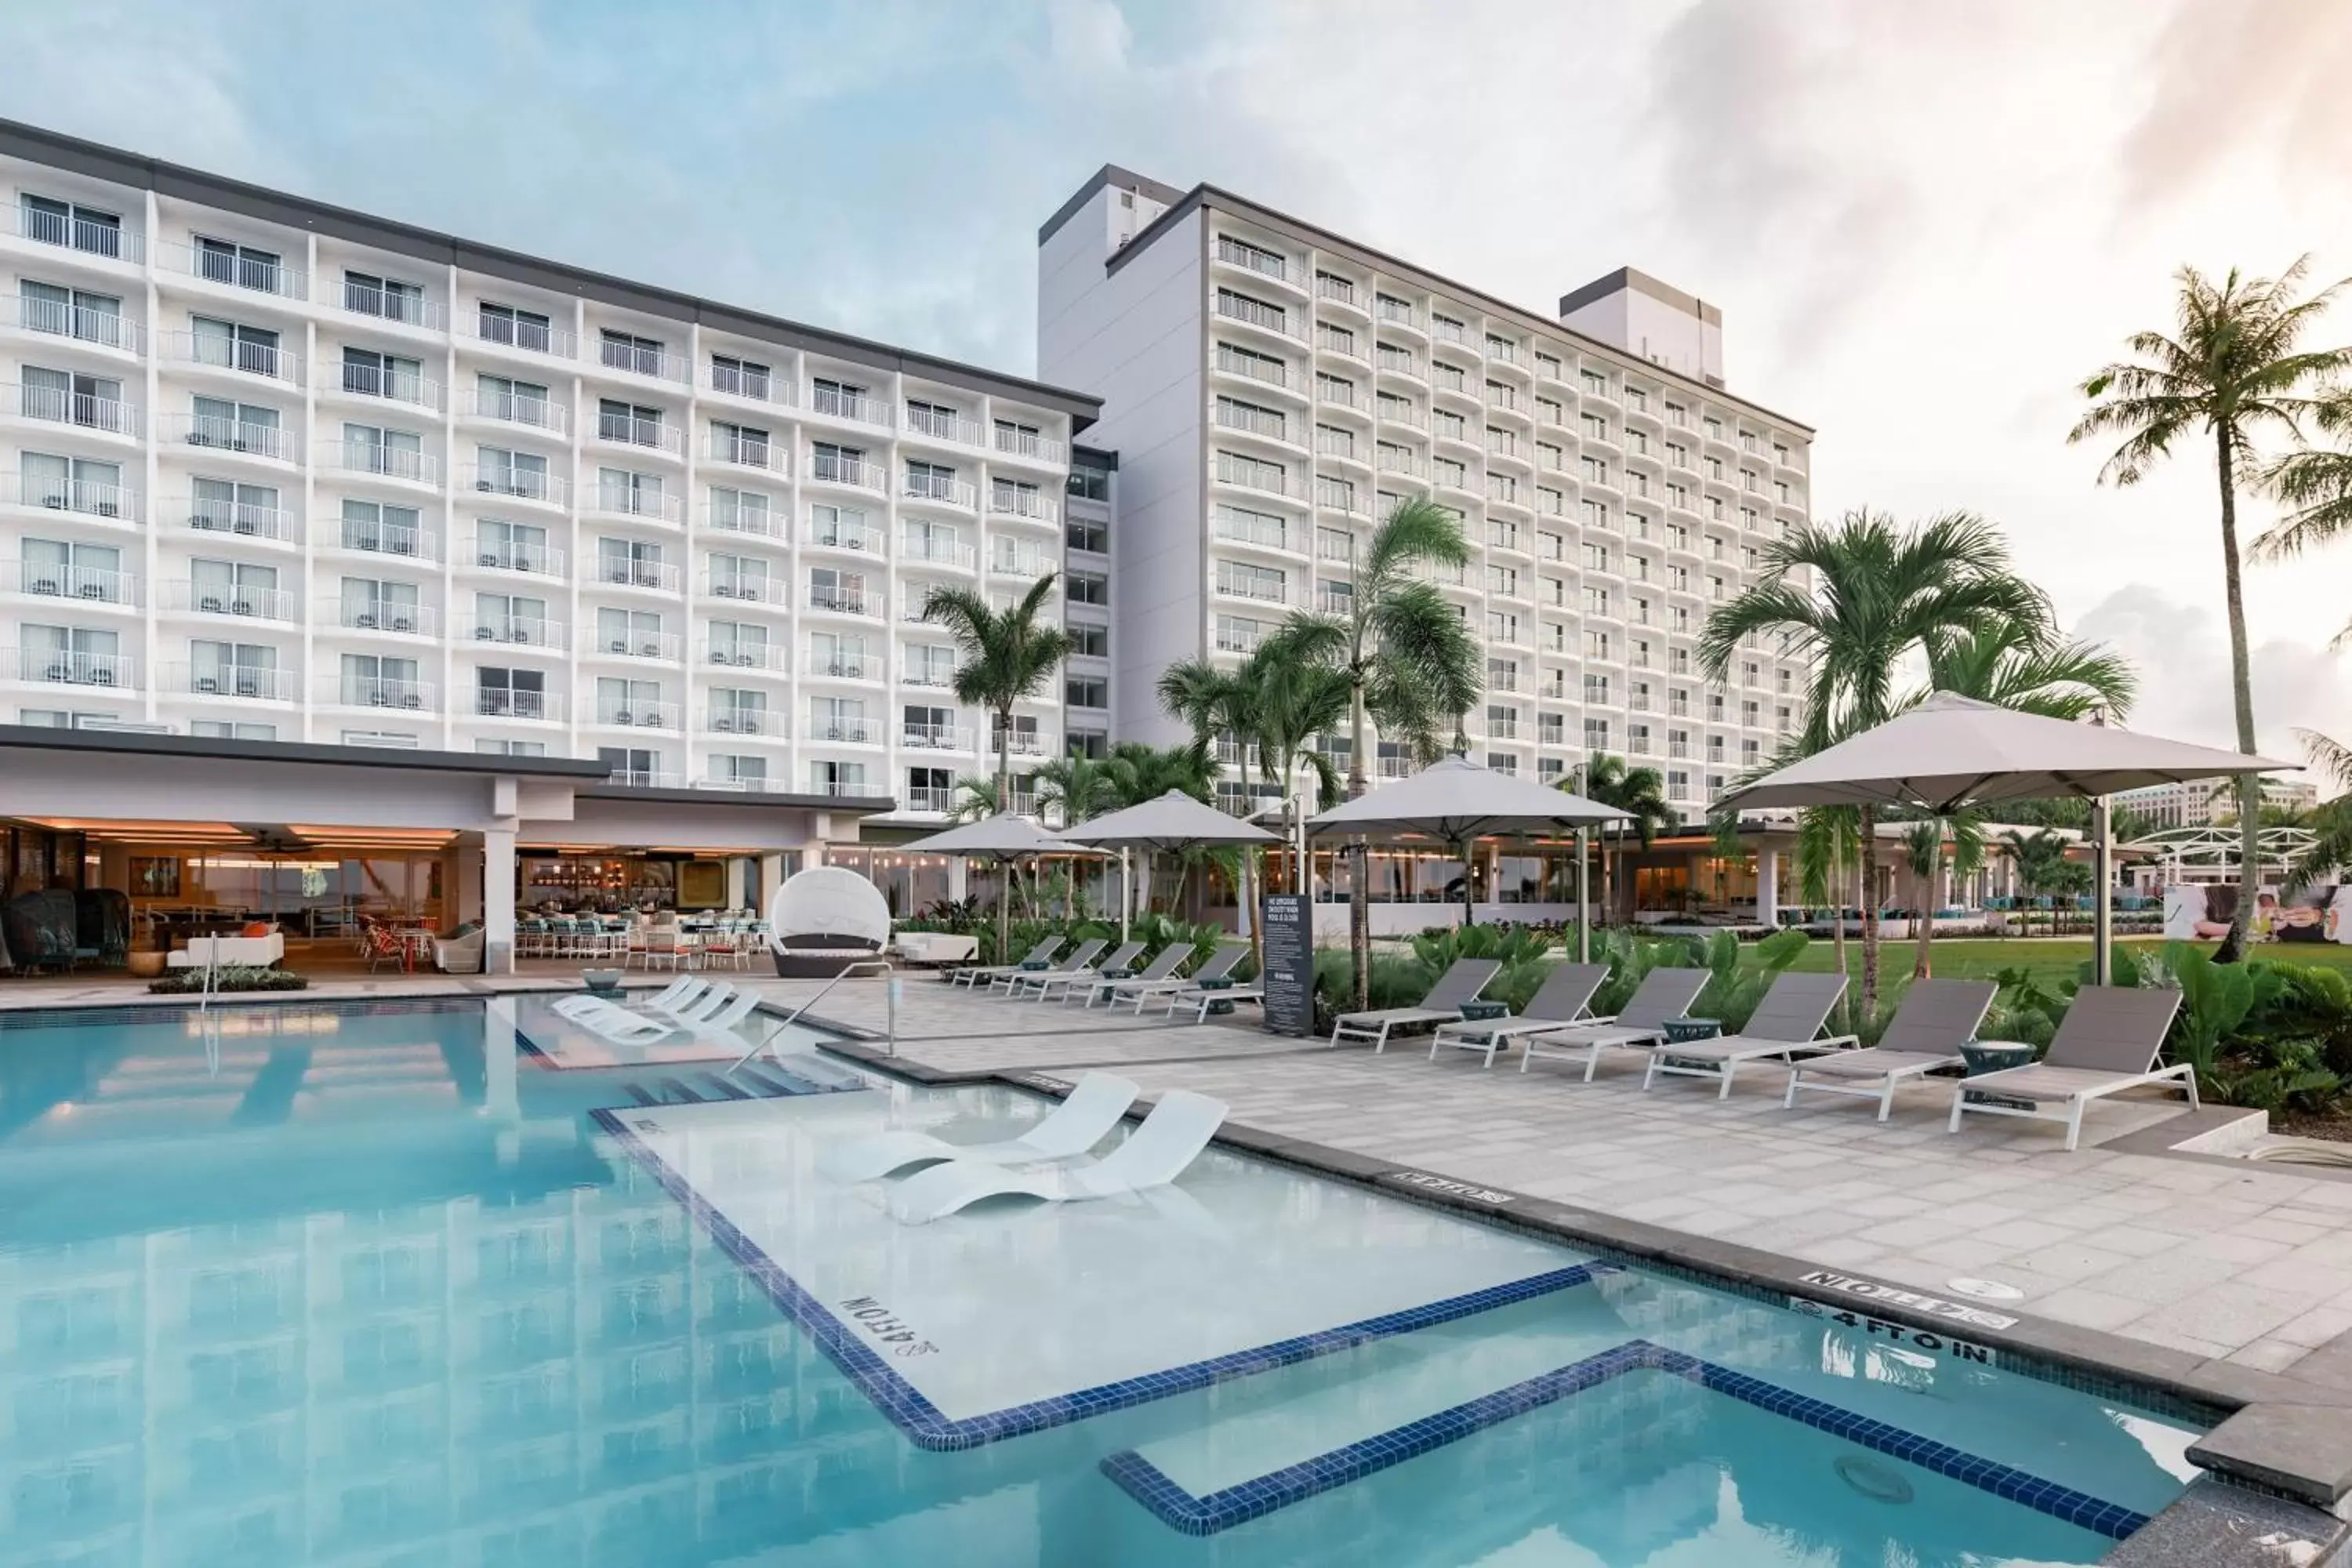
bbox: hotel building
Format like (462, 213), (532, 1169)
(1038, 168), (1815, 821)
(0, 118), (1098, 814)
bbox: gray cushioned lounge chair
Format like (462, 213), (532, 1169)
(1328, 959), (1504, 1051)
(1782, 978), (1997, 1120)
(1643, 971), (1853, 1098)
(1428, 963), (1610, 1069)
(1518, 967), (1710, 1080)
(1947, 985), (2190, 1151)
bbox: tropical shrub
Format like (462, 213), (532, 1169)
(148, 964), (307, 995)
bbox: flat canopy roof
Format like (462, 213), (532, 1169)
(0, 724), (609, 780)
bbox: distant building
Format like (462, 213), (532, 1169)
(2113, 775), (2318, 832)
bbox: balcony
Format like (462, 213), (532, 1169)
(700, 572), (778, 604)
(1214, 455), (1303, 500)
(321, 676), (435, 713)
(160, 412), (292, 463)
(703, 500), (788, 540)
(1377, 755), (1414, 779)
(172, 662), (292, 702)
(809, 385), (893, 429)
(606, 768), (683, 789)
(9, 205), (142, 263)
(584, 629), (680, 662)
(1213, 292), (1301, 342)
(1314, 327), (1367, 365)
(185, 495), (299, 544)
(596, 339), (690, 384)
(1377, 400), (1428, 433)
(586, 482), (685, 525)
(319, 439), (439, 488)
(339, 279), (445, 332)
(806, 714), (878, 745)
(702, 706), (783, 738)
(988, 550), (1055, 583)
(808, 518), (886, 555)
(904, 405), (985, 447)
(901, 721), (974, 752)
(805, 648), (878, 681)
(332, 519), (438, 561)
(469, 539), (564, 576)
(706, 430), (783, 471)
(993, 426), (1067, 465)
(702, 639), (786, 672)
(902, 471), (978, 510)
(464, 464), (568, 507)
(808, 451), (887, 493)
(592, 558), (681, 593)
(1212, 508), (1292, 552)
(2, 292), (143, 355)
(475, 689), (563, 723)
(904, 785), (953, 814)
(160, 331), (299, 385)
(5, 559), (140, 608)
(900, 661), (957, 690)
(591, 700), (678, 730)
(1316, 586), (1354, 617)
(1375, 448), (1428, 481)
(469, 615), (564, 649)
(807, 585), (870, 617)
(463, 386), (568, 434)
(1213, 568), (1289, 606)
(334, 599), (439, 638)
(1313, 477), (1363, 516)
(10, 471), (141, 524)
(1214, 345), (1290, 391)
(1315, 274), (1364, 312)
(157, 242), (300, 296)
(464, 310), (577, 359)
(596, 409), (682, 456)
(898, 530), (975, 570)
(706, 361), (790, 404)
(995, 729), (1050, 758)
(9, 381), (140, 437)
(1375, 298), (1424, 334)
(161, 580), (295, 622)
(987, 485), (1058, 524)
(1213, 401), (1293, 446)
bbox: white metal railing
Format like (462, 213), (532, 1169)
(905, 785), (953, 813)
(1315, 327), (1365, 361)
(586, 628), (680, 661)
(702, 706), (782, 737)
(1212, 509), (1290, 550)
(172, 662), (290, 701)
(325, 677), (432, 712)
(1214, 292), (1300, 340)
(904, 406), (985, 446)
(12, 471), (140, 521)
(1486, 718), (1519, 740)
(809, 520), (884, 554)
(160, 330), (299, 383)
(1377, 399), (1427, 431)
(988, 485), (1058, 523)
(597, 409), (682, 454)
(1316, 586), (1353, 616)
(321, 440), (439, 486)
(1376, 298), (1422, 332)
(1214, 402), (1290, 442)
(1377, 755), (1413, 779)
(1316, 274), (1360, 308)
(808, 585), (870, 615)
(1314, 477), (1361, 515)
(153, 238), (300, 296)
(996, 729), (1049, 757)
(1488, 522), (1526, 552)
(463, 387), (568, 433)
(336, 598), (438, 637)
(1377, 348), (1422, 380)
(1214, 568), (1288, 604)
(707, 430), (782, 470)
(163, 580), (294, 621)
(185, 496), (299, 543)
(1214, 619), (1266, 655)
(1376, 448), (1428, 479)
(9, 646), (133, 691)
(594, 558), (681, 593)
(702, 639), (785, 671)
(471, 615), (564, 648)
(339, 281), (445, 331)
(10, 381), (140, 436)
(898, 531), (974, 568)
(470, 539), (564, 575)
(1319, 530), (1356, 561)
(1431, 318), (1469, 346)
(1216, 237), (1290, 283)
(465, 464), (567, 506)
(703, 500), (786, 539)
(1316, 430), (1359, 462)
(604, 768), (682, 789)
(701, 572), (775, 603)
(466, 310), (577, 358)
(806, 648), (877, 680)
(7, 560), (139, 606)
(4, 293), (143, 353)
(1488, 339), (1522, 367)
(903, 472), (978, 509)
(706, 361), (789, 403)
(900, 721), (973, 752)
(989, 550), (1054, 581)
(993, 426), (1067, 464)
(808, 451), (887, 492)
(593, 700), (678, 728)
(806, 714), (877, 743)
(809, 386), (892, 427)
(11, 205), (142, 261)
(1215, 346), (1289, 389)
(477, 689), (561, 721)
(900, 661), (956, 689)
(597, 339), (690, 383)
(1214, 454), (1301, 498)
(333, 520), (438, 561)
(162, 413), (292, 461)
(587, 482), (685, 524)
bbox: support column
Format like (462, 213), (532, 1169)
(757, 853), (784, 915)
(484, 826), (517, 975)
(947, 857), (968, 902)
(1755, 848), (1779, 929)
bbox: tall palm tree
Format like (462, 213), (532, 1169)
(2259, 393), (2352, 649)
(2292, 729), (2352, 886)
(1032, 749), (1113, 830)
(1161, 633), (1348, 881)
(1097, 740), (1216, 914)
(1700, 510), (2048, 1014)
(1899, 815), (1985, 978)
(920, 576), (1076, 815)
(1276, 497), (1483, 1007)
(1569, 753), (1674, 924)
(2071, 259), (2352, 960)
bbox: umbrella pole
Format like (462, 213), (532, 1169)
(1461, 841), (1476, 929)
(1119, 848), (1130, 943)
(2092, 795), (2113, 985)
(1576, 827), (1591, 961)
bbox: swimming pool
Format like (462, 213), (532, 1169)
(0, 996), (2205, 1566)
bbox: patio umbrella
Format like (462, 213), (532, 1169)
(900, 815), (1102, 957)
(1308, 757), (1628, 933)
(1714, 690), (2301, 981)
(1053, 789), (1279, 939)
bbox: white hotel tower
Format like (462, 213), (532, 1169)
(0, 120), (1098, 809)
(1040, 168), (1813, 818)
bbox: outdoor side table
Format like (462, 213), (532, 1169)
(1193, 975), (1237, 1015)
(1662, 1017), (1723, 1044)
(1958, 1039), (2037, 1111)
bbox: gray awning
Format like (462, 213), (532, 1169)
(1307, 756), (1627, 847)
(1052, 789), (1279, 852)
(901, 815), (1104, 863)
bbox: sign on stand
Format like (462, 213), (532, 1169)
(1259, 893), (1313, 1036)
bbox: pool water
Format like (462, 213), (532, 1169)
(0, 997), (2204, 1566)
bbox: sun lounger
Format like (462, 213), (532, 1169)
(1783, 978), (1997, 1120)
(555, 975), (702, 1019)
(1642, 971), (1854, 1098)
(569, 981), (737, 1035)
(580, 989), (762, 1047)
(1947, 985), (2190, 1151)
(1162, 975), (1264, 1023)
(822, 1073), (1141, 1182)
(1428, 963), (1610, 1067)
(888, 1090), (1229, 1225)
(949, 937), (1063, 989)
(1517, 967), (1711, 1079)
(1073, 943), (1189, 1007)
(1327, 959), (1504, 1051)
(1107, 942), (1246, 1012)
(1018, 940), (1141, 1000)
(990, 936), (1105, 995)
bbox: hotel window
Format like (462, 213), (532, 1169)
(1777, 705), (1793, 731)
(905, 399), (970, 441)
(340, 652), (420, 707)
(1664, 401), (1687, 426)
(194, 316), (282, 377)
(1583, 586), (1610, 616)
(709, 554), (770, 601)
(710, 354), (771, 400)
(1216, 394), (1287, 441)
(1486, 612), (1520, 644)
(1665, 441), (1689, 469)
(1433, 408), (1467, 441)
(340, 576), (420, 632)
(595, 466), (665, 517)
(1487, 658), (1519, 691)
(1428, 361), (1465, 392)
(1315, 270), (1356, 304)
(1625, 387), (1648, 412)
(1218, 235), (1287, 278)
(189, 640), (278, 697)
(476, 372), (552, 426)
(1317, 371), (1359, 406)
(1774, 481), (1792, 503)
(1536, 395), (1564, 426)
(708, 620), (771, 668)
(339, 499), (421, 556)
(708, 753), (766, 788)
(1066, 676), (1108, 709)
(1584, 717), (1610, 751)
(477, 301), (554, 352)
(710, 486), (774, 535)
(19, 280), (122, 346)
(474, 445), (549, 500)
(1628, 724), (1651, 755)
(1433, 456), (1467, 488)
(811, 441), (868, 484)
(20, 194), (122, 256)
(601, 329), (668, 376)
(811, 377), (874, 420)
(1625, 430), (1649, 457)
(713, 421), (771, 466)
(1581, 456), (1608, 485)
(1066, 513), (1108, 554)
(1580, 369), (1606, 396)
(476, 591), (547, 642)
(1216, 286), (1287, 336)
(1535, 350), (1563, 379)
(598, 676), (665, 722)
(1581, 412), (1609, 443)
(478, 518), (550, 573)
(1485, 380), (1515, 412)
(1066, 572), (1108, 607)
(1583, 543), (1610, 572)
(1583, 630), (1610, 661)
(1538, 713), (1565, 746)
(600, 747), (662, 782)
(343, 346), (421, 401)
(1489, 564), (1519, 597)
(196, 720), (278, 740)
(476, 666), (547, 720)
(343, 270), (426, 325)
(598, 398), (664, 446)
(187, 557), (276, 615)
(1068, 622), (1108, 658)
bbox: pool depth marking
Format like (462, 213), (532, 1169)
(1100, 1339), (2153, 1541)
(590, 1107), (1611, 1450)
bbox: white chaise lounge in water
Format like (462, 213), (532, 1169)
(1781, 978), (1997, 1121)
(1947, 985), (2190, 1151)
(820, 1073), (1142, 1183)
(1642, 971), (1853, 1098)
(580, 989), (762, 1047)
(887, 1090), (1229, 1225)
(1427, 962), (1610, 1068)
(555, 975), (704, 1021)
(570, 981), (736, 1036)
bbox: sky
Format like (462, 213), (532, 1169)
(9, 0), (2350, 768)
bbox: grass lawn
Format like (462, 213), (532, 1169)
(1778, 935), (2352, 991)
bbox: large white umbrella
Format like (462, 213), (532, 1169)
(901, 815), (1104, 955)
(1308, 757), (1628, 932)
(1054, 789), (1279, 938)
(1715, 691), (2301, 981)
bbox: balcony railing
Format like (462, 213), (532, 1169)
(466, 464), (567, 506)
(703, 500), (786, 539)
(706, 361), (788, 402)
(806, 648), (877, 681)
(466, 310), (577, 358)
(592, 701), (678, 729)
(898, 531), (974, 569)
(323, 676), (435, 712)
(587, 483), (684, 524)
(470, 615), (564, 648)
(808, 773), (874, 798)
(595, 559), (681, 593)
(158, 413), (292, 464)
(706, 430), (781, 470)
(808, 451), (887, 492)
(904, 406), (985, 446)
(586, 629), (680, 662)
(905, 785), (953, 813)
(702, 639), (785, 671)
(1315, 586), (1353, 616)
(1214, 346), (1289, 389)
(186, 495), (297, 543)
(701, 573), (776, 604)
(476, 689), (561, 722)
(901, 722), (973, 752)
(809, 385), (892, 427)
(320, 440), (439, 486)
(988, 485), (1058, 524)
(597, 339), (690, 383)
(1214, 402), (1289, 443)
(1214, 569), (1288, 605)
(1214, 456), (1301, 499)
(7, 559), (139, 606)
(993, 426), (1067, 465)
(903, 471), (978, 510)
(1375, 448), (1428, 480)
(1316, 274), (1360, 309)
(162, 581), (294, 621)
(5, 646), (134, 688)
(174, 662), (290, 701)
(995, 729), (1050, 757)
(605, 768), (682, 788)
(463, 387), (568, 434)
(11, 471), (140, 522)
(808, 521), (884, 554)
(340, 281), (445, 331)
(336, 599), (439, 637)
(334, 520), (438, 561)
(702, 706), (782, 737)
(470, 539), (564, 575)
(1314, 477), (1362, 515)
(1214, 292), (1299, 340)
(161, 331), (299, 383)
(989, 551), (1054, 582)
(1315, 328), (1365, 362)
(4, 293), (143, 354)
(901, 661), (956, 689)
(597, 410), (681, 454)
(806, 715), (877, 744)
(1375, 298), (1422, 332)
(11, 381), (140, 436)
(808, 585), (870, 616)
(1216, 238), (1290, 284)
(11, 206), (141, 262)
(154, 239), (300, 298)
(1212, 509), (1290, 551)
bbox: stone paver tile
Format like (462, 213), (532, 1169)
(1797, 1237), (1895, 1271)
(2238, 1251), (2352, 1300)
(2028, 1285), (2155, 1333)
(1909, 1235), (2024, 1271)
(2237, 1214), (2341, 1247)
(2002, 1240), (2144, 1286)
(1853, 1216), (1977, 1251)
(2222, 1338), (2314, 1374)
(2067, 1250), (2234, 1308)
(2132, 1282), (2325, 1351)
(2267, 1305), (2352, 1351)
(1976, 1218), (2082, 1252)
(2180, 1232), (2297, 1267)
(2113, 1319), (2236, 1359)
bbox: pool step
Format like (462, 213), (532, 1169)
(618, 1067), (811, 1109)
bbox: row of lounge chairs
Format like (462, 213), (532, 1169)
(1338, 958), (2195, 1151)
(944, 938), (1260, 1022)
(553, 975), (764, 1047)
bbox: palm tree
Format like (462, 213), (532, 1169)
(942, 772), (1003, 824)
(1032, 749), (1113, 830)
(1900, 815), (1985, 978)
(1570, 753), (1673, 924)
(1275, 497), (1483, 1007)
(2002, 828), (2090, 938)
(2292, 729), (2352, 885)
(1700, 510), (2048, 1015)
(1160, 633), (1348, 886)
(920, 576), (1076, 815)
(2259, 394), (2352, 649)
(1097, 740), (1216, 913)
(2071, 259), (2352, 960)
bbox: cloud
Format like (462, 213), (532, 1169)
(2116, 0), (2352, 216)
